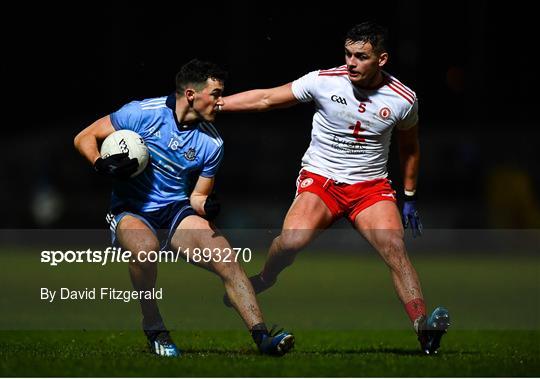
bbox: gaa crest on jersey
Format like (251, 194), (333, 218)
(331, 95), (347, 105)
(300, 178), (314, 188)
(379, 107), (391, 119)
(183, 148), (197, 161)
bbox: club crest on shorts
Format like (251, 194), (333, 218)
(379, 107), (391, 119)
(183, 148), (197, 161)
(300, 178), (314, 188)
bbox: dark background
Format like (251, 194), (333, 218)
(3, 2), (539, 229)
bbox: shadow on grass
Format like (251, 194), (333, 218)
(175, 348), (256, 355)
(180, 347), (479, 357)
(300, 348), (420, 356)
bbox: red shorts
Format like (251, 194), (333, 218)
(295, 170), (397, 223)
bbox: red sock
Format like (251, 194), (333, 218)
(404, 298), (426, 323)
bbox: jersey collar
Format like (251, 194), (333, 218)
(166, 93), (197, 131)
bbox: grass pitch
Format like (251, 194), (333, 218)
(1, 330), (538, 376)
(0, 247), (538, 376)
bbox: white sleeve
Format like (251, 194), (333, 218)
(396, 98), (419, 130)
(291, 71), (319, 103)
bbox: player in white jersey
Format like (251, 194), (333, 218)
(221, 22), (450, 354)
(74, 59), (294, 357)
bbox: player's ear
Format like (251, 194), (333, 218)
(378, 52), (389, 68)
(185, 88), (196, 103)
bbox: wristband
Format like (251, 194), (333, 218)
(404, 189), (417, 201)
(404, 189), (416, 197)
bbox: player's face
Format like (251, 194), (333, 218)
(194, 78), (224, 122)
(344, 40), (388, 88)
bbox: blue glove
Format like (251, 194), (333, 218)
(402, 195), (423, 238)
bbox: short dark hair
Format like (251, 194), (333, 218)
(175, 59), (228, 93)
(345, 21), (389, 53)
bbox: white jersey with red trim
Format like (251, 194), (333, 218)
(291, 65), (418, 184)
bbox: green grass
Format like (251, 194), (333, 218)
(0, 330), (538, 376)
(0, 248), (539, 376)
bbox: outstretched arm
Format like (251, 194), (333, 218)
(221, 83), (299, 112)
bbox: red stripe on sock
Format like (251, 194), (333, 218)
(405, 298), (426, 323)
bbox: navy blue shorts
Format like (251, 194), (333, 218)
(106, 200), (197, 249)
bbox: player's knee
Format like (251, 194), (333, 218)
(379, 235), (410, 270)
(278, 231), (311, 254)
(382, 235), (405, 255)
(129, 241), (160, 267)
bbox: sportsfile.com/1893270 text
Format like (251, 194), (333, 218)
(40, 247), (252, 266)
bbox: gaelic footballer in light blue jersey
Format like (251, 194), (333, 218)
(109, 93), (224, 214)
(74, 59), (295, 358)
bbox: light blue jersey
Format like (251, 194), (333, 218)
(109, 93), (224, 213)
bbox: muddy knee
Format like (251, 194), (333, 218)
(277, 230), (313, 254)
(129, 242), (159, 270)
(380, 236), (410, 270)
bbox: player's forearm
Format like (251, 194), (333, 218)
(222, 83), (297, 112)
(222, 90), (272, 112)
(74, 116), (115, 165)
(400, 146), (420, 192)
(190, 193), (207, 215)
(74, 131), (101, 165)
